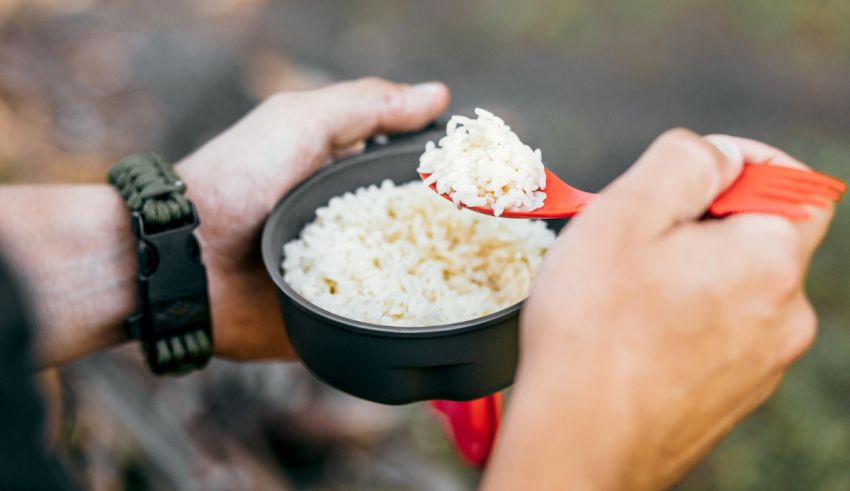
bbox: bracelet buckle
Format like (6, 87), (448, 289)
(125, 206), (212, 374)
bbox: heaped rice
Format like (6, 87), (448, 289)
(418, 108), (547, 216)
(282, 180), (555, 326)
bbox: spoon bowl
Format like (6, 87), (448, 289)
(420, 167), (594, 218)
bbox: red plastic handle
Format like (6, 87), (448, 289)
(429, 393), (503, 467)
(709, 164), (846, 220)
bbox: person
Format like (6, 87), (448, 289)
(0, 78), (834, 490)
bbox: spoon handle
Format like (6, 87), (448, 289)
(708, 164), (846, 220)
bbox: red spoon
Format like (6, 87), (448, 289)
(421, 164), (846, 221)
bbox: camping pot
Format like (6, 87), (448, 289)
(260, 123), (564, 405)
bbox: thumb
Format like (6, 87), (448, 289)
(595, 128), (744, 235)
(305, 77), (450, 149)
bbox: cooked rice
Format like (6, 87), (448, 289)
(417, 108), (547, 216)
(282, 180), (555, 326)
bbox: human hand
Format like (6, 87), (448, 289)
(483, 130), (835, 490)
(177, 78), (450, 360)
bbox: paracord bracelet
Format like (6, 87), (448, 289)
(108, 153), (213, 374)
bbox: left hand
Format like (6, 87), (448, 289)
(177, 78), (450, 360)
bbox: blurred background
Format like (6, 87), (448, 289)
(2, 0), (849, 489)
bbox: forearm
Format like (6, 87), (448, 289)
(0, 185), (135, 367)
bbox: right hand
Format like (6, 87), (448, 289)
(483, 129), (835, 490)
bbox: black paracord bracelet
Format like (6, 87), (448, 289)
(108, 153), (213, 375)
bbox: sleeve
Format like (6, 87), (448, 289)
(0, 255), (79, 491)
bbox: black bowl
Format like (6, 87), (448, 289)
(261, 133), (564, 405)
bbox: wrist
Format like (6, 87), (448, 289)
(175, 151), (294, 361)
(172, 160), (228, 354)
(491, 351), (648, 490)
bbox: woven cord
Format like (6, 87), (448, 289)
(153, 329), (212, 375)
(108, 153), (193, 229)
(108, 153), (211, 374)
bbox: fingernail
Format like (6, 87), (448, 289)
(705, 134), (743, 165)
(334, 140), (366, 160)
(412, 81), (445, 99)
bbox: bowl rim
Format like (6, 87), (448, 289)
(260, 143), (526, 339)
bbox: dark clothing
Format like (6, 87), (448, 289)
(0, 256), (76, 491)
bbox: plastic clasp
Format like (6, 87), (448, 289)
(125, 207), (211, 358)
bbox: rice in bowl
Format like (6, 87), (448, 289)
(281, 180), (556, 326)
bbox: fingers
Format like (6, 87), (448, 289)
(304, 77), (450, 149)
(705, 135), (836, 262)
(589, 128), (744, 236)
(705, 135), (806, 168)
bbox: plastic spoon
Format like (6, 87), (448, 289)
(421, 164), (846, 221)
